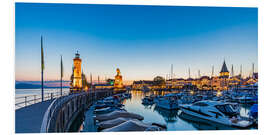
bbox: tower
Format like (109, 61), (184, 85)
(219, 60), (229, 78)
(219, 60), (230, 90)
(72, 51), (82, 90)
(114, 68), (124, 89)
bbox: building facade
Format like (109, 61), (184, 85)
(131, 60), (258, 91)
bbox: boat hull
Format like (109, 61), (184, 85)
(179, 106), (252, 128)
(156, 101), (179, 110)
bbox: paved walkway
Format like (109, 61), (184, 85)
(15, 100), (53, 133)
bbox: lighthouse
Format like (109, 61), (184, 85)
(71, 51), (82, 92)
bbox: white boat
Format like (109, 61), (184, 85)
(237, 95), (257, 104)
(114, 94), (125, 100)
(123, 93), (132, 98)
(179, 100), (253, 128)
(101, 119), (166, 132)
(95, 110), (144, 122)
(94, 106), (126, 114)
(156, 94), (179, 110)
(97, 96), (122, 107)
(142, 85), (150, 92)
(142, 96), (154, 105)
(97, 117), (134, 130)
(179, 112), (236, 130)
(177, 93), (195, 104)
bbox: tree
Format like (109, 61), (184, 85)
(153, 76), (166, 86)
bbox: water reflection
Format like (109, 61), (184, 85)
(142, 104), (154, 109)
(124, 90), (196, 131)
(77, 90), (255, 132)
(122, 90), (255, 131)
(153, 106), (179, 123)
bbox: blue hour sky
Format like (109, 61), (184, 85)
(15, 3), (258, 82)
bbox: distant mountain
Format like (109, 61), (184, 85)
(15, 83), (40, 89)
(15, 83), (69, 89)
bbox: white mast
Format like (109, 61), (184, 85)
(188, 67), (191, 78)
(231, 64), (234, 78)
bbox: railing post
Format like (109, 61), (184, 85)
(34, 95), (36, 104)
(25, 96), (27, 107)
(51, 93), (53, 100)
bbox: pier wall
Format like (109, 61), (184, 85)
(41, 90), (126, 132)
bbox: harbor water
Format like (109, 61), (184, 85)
(78, 90), (257, 131)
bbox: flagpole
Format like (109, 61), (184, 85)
(41, 36), (44, 102)
(60, 55), (63, 96)
(41, 67), (44, 101)
(61, 74), (62, 96)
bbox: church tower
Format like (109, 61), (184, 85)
(219, 60), (229, 78)
(72, 51), (82, 91)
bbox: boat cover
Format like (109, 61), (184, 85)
(101, 119), (163, 132)
(95, 110), (144, 121)
(94, 107), (112, 114)
(98, 117), (134, 129)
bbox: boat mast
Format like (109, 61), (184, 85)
(198, 69), (201, 78)
(188, 67), (191, 79)
(231, 64), (234, 78)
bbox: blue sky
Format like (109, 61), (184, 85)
(15, 3), (258, 82)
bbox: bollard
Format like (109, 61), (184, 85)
(34, 95), (36, 104)
(51, 93), (53, 100)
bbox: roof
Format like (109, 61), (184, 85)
(133, 80), (153, 85)
(94, 84), (113, 86)
(177, 78), (185, 81)
(195, 100), (228, 106)
(220, 60), (229, 73)
(186, 78), (194, 81)
(200, 76), (210, 80)
(253, 73), (258, 79)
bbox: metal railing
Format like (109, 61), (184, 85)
(40, 92), (81, 132)
(41, 90), (127, 132)
(15, 91), (69, 110)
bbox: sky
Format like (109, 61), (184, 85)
(15, 3), (258, 83)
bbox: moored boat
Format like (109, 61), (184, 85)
(237, 95), (257, 104)
(95, 110), (144, 122)
(97, 117), (134, 130)
(142, 96), (154, 105)
(101, 119), (166, 132)
(156, 94), (179, 110)
(179, 100), (253, 128)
